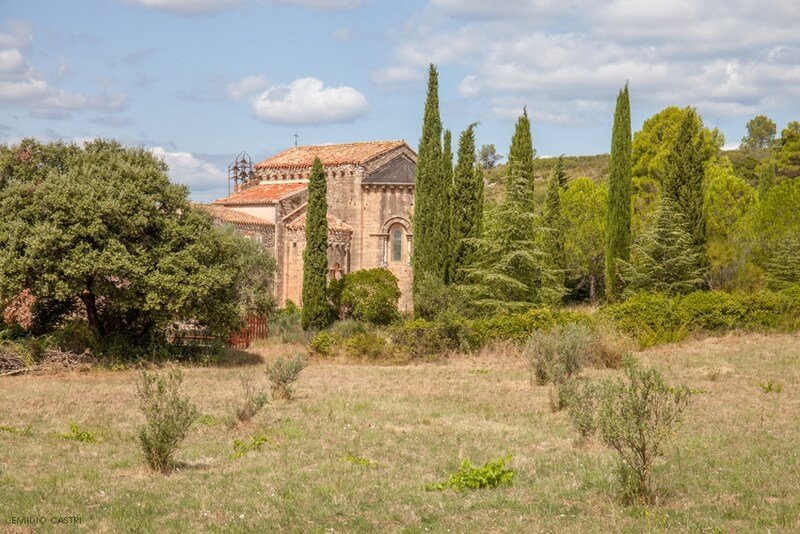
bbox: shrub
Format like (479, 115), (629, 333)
(564, 378), (601, 440)
(265, 356), (307, 400)
(46, 320), (96, 354)
(470, 308), (577, 347)
(309, 330), (340, 357)
(234, 374), (268, 424)
(136, 369), (198, 473)
(597, 358), (692, 504)
(337, 269), (401, 326)
(413, 271), (469, 320)
(231, 434), (271, 459)
(425, 456), (515, 491)
(585, 322), (633, 369)
(525, 323), (593, 386)
(601, 293), (687, 347)
(389, 315), (468, 359)
(344, 331), (394, 360)
(676, 290), (744, 330)
(59, 422), (97, 443)
(268, 307), (309, 344)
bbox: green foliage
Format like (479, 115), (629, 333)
(478, 144), (501, 169)
(525, 322), (593, 386)
(0, 424), (31, 436)
(775, 122), (800, 181)
(540, 156), (566, 286)
(462, 110), (563, 312)
(425, 456), (514, 492)
(750, 178), (800, 272)
(413, 64), (451, 301)
(231, 434), (271, 460)
(703, 160), (759, 290)
(741, 115), (777, 150)
(564, 378), (601, 440)
(336, 269), (401, 326)
(0, 139), (276, 351)
(606, 85), (633, 301)
(602, 287), (800, 347)
(344, 331), (393, 360)
(450, 123), (484, 285)
(59, 422), (98, 443)
(561, 177), (607, 302)
(618, 198), (706, 296)
(766, 234), (800, 290)
(661, 108), (709, 250)
(597, 358), (692, 504)
(412, 271), (469, 321)
(301, 157), (331, 331)
(469, 308), (583, 347)
(390, 314), (470, 359)
(268, 306), (308, 344)
(136, 369), (198, 473)
(265, 356), (307, 400)
(758, 381), (782, 394)
(309, 330), (340, 357)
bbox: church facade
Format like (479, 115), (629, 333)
(204, 141), (416, 311)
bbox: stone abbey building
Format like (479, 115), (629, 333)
(204, 141), (417, 311)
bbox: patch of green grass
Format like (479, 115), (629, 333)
(425, 455), (515, 491)
(339, 453), (377, 468)
(59, 422), (98, 443)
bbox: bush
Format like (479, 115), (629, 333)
(46, 320), (96, 354)
(136, 369), (198, 473)
(59, 422), (98, 443)
(585, 322), (633, 369)
(526, 323), (593, 386)
(231, 434), (271, 459)
(597, 358), (692, 504)
(564, 378), (601, 440)
(413, 271), (469, 320)
(234, 374), (268, 424)
(676, 291), (744, 330)
(268, 307), (309, 344)
(344, 331), (394, 360)
(425, 456), (515, 491)
(389, 314), (469, 359)
(601, 292), (688, 347)
(336, 269), (401, 326)
(470, 308), (582, 347)
(265, 355), (307, 400)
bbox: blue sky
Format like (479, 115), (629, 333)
(1, 0), (798, 202)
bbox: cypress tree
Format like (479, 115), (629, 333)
(438, 129), (453, 282)
(542, 155), (566, 282)
(463, 110), (562, 312)
(301, 157), (330, 330)
(506, 107), (536, 216)
(605, 84), (632, 301)
(617, 197), (705, 295)
(450, 123), (483, 284)
(412, 64), (444, 305)
(662, 109), (707, 251)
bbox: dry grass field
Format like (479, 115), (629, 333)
(1, 333), (799, 532)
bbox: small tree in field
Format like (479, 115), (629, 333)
(136, 369), (198, 473)
(597, 358), (692, 504)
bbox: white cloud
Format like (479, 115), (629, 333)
(378, 0), (800, 123)
(0, 20), (126, 116)
(371, 65), (424, 85)
(226, 74), (270, 100)
(151, 146), (225, 194)
(247, 77), (368, 125)
(126, 0), (244, 15)
(127, 0), (361, 14)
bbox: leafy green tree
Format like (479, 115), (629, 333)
(703, 160), (759, 290)
(413, 64), (445, 306)
(337, 268), (401, 325)
(741, 115), (777, 150)
(618, 198), (705, 296)
(301, 157), (330, 330)
(561, 177), (607, 302)
(661, 109), (708, 251)
(605, 84), (632, 301)
(450, 123), (484, 284)
(750, 178), (800, 272)
(0, 139), (275, 343)
(631, 107), (720, 236)
(541, 156), (566, 285)
(478, 144), (501, 169)
(440, 128), (453, 281)
(756, 158), (777, 198)
(462, 110), (561, 312)
(775, 121), (800, 181)
(765, 235), (800, 290)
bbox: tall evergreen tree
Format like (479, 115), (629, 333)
(605, 84), (632, 301)
(661, 109), (707, 251)
(449, 123), (483, 284)
(463, 110), (562, 312)
(617, 197), (705, 296)
(438, 129), (453, 282)
(541, 155), (566, 285)
(412, 64), (444, 306)
(301, 157), (330, 330)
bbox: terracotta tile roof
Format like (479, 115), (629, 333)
(213, 182), (307, 205)
(195, 204), (274, 227)
(255, 141), (408, 170)
(286, 212), (352, 233)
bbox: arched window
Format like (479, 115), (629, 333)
(391, 227), (403, 262)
